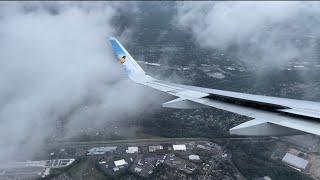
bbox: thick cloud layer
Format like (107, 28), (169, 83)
(0, 2), (151, 162)
(175, 2), (320, 70)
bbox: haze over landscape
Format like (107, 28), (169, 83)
(0, 2), (320, 180)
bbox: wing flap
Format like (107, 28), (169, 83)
(156, 80), (320, 114)
(229, 118), (303, 136)
(162, 98), (208, 109)
(270, 116), (320, 136)
(190, 97), (320, 136)
(278, 108), (320, 119)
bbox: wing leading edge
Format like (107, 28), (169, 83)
(109, 37), (320, 136)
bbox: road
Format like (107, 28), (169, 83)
(46, 137), (273, 149)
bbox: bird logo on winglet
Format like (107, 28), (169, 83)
(120, 55), (126, 64)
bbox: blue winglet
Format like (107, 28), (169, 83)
(109, 37), (145, 76)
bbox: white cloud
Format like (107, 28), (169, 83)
(0, 2), (152, 162)
(175, 2), (320, 69)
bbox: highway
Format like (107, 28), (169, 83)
(46, 137), (273, 149)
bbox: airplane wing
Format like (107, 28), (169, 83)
(109, 37), (320, 136)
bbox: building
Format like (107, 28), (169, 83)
(130, 155), (164, 178)
(126, 147), (139, 154)
(188, 155), (200, 161)
(114, 159), (128, 167)
(40, 168), (50, 178)
(87, 146), (117, 155)
(134, 167), (142, 173)
(282, 153), (309, 170)
(255, 176), (272, 180)
(164, 153), (198, 174)
(196, 144), (211, 151)
(149, 145), (163, 152)
(4, 159), (75, 169)
(113, 167), (119, 172)
(45, 159), (75, 168)
(172, 144), (186, 151)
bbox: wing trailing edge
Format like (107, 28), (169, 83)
(162, 98), (209, 109)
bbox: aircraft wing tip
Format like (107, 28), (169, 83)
(109, 36), (117, 41)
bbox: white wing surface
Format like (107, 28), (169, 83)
(109, 37), (320, 136)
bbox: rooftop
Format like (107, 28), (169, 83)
(173, 144), (186, 151)
(188, 155), (200, 160)
(149, 145), (163, 152)
(87, 146), (117, 155)
(114, 159), (128, 167)
(126, 147), (139, 154)
(282, 153), (309, 170)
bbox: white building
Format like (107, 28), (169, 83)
(172, 144), (186, 151)
(126, 147), (138, 154)
(114, 159), (127, 167)
(134, 167), (142, 172)
(149, 145), (163, 152)
(87, 146), (117, 155)
(113, 167), (119, 172)
(282, 153), (309, 170)
(188, 155), (200, 160)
